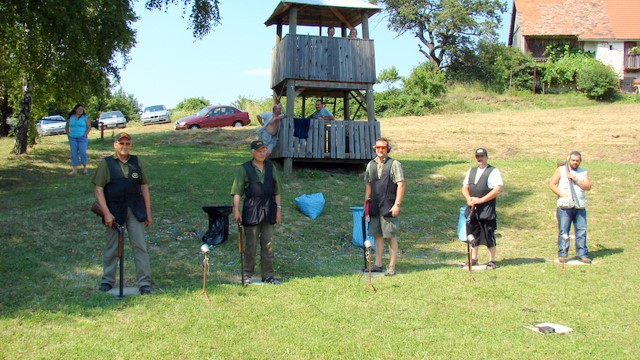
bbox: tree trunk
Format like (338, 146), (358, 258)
(13, 81), (32, 155)
(0, 89), (10, 137)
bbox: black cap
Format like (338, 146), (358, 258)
(250, 140), (266, 150)
(475, 148), (488, 156)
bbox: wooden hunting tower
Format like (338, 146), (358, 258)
(265, 0), (382, 172)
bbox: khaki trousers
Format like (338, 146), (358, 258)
(242, 221), (274, 280)
(101, 208), (151, 287)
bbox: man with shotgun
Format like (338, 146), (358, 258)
(549, 151), (592, 264)
(461, 148), (503, 270)
(364, 137), (405, 276)
(92, 132), (153, 295)
(230, 140), (282, 285)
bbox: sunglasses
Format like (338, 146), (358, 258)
(375, 146), (387, 150)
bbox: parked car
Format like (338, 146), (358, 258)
(36, 115), (67, 136)
(174, 105), (250, 130)
(140, 104), (171, 125)
(96, 111), (127, 129)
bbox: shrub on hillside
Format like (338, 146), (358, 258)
(576, 61), (619, 100)
(174, 97), (209, 112)
(404, 62), (447, 98)
(448, 42), (536, 93)
(543, 53), (618, 100)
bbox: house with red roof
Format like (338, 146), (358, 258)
(508, 0), (640, 91)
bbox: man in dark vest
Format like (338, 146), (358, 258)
(461, 148), (503, 269)
(364, 137), (405, 276)
(92, 132), (153, 294)
(231, 140), (282, 285)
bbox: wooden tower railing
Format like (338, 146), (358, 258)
(271, 118), (380, 171)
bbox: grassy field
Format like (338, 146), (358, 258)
(1, 103), (639, 359)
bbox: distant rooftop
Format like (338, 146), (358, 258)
(513, 0), (640, 40)
(265, 0), (382, 28)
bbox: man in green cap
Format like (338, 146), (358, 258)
(230, 140), (282, 285)
(92, 132), (153, 294)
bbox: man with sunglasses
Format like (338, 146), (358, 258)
(461, 148), (503, 269)
(364, 138), (405, 276)
(92, 132), (153, 295)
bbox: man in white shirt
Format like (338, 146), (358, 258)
(461, 148), (503, 269)
(256, 104), (285, 156)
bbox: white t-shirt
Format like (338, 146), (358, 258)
(463, 166), (503, 189)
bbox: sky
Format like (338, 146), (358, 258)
(118, 0), (511, 109)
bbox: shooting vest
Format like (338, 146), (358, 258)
(241, 160), (277, 226)
(368, 157), (397, 217)
(467, 165), (496, 221)
(104, 156), (147, 226)
(557, 166), (588, 209)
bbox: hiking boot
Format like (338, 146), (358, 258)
(385, 266), (396, 276)
(241, 276), (252, 286)
(578, 257), (592, 264)
(139, 285), (151, 295)
(98, 283), (113, 292)
(262, 276), (281, 285)
(485, 261), (497, 270)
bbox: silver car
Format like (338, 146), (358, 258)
(140, 105), (171, 125)
(98, 111), (127, 128)
(37, 115), (67, 136)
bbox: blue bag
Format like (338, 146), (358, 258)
(456, 206), (467, 241)
(294, 192), (325, 219)
(350, 206), (375, 249)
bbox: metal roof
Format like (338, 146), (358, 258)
(264, 0), (382, 28)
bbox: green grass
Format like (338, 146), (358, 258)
(1, 108), (639, 359)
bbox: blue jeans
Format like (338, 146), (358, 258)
(556, 207), (588, 258)
(69, 136), (88, 166)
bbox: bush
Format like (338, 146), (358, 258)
(174, 97), (209, 112)
(404, 62), (447, 98)
(576, 61), (619, 100)
(448, 42), (536, 93)
(543, 53), (619, 100)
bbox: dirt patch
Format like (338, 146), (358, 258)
(379, 103), (640, 163)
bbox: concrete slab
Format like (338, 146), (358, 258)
(555, 257), (592, 265)
(457, 263), (491, 271)
(106, 287), (141, 297)
(360, 270), (391, 279)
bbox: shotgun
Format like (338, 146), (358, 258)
(237, 221), (245, 286)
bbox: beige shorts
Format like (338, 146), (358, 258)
(368, 215), (399, 238)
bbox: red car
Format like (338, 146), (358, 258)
(174, 105), (250, 130)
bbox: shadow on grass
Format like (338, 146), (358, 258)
(497, 257), (547, 267)
(589, 246), (623, 259)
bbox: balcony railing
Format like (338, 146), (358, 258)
(625, 54), (640, 69)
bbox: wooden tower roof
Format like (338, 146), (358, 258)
(265, 0), (381, 28)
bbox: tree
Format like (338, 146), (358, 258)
(377, 67), (404, 90)
(448, 41), (536, 93)
(380, 0), (506, 69)
(174, 97), (210, 112)
(0, 0), (221, 154)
